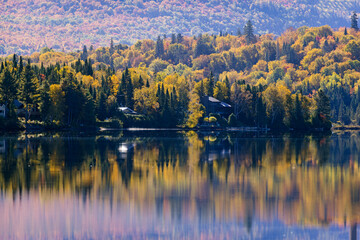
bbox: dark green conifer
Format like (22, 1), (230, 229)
(351, 12), (359, 31)
(138, 75), (144, 88)
(244, 20), (256, 44)
(208, 72), (215, 97)
(155, 36), (164, 58)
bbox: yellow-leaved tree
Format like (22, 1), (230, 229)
(186, 92), (204, 128)
(49, 84), (65, 122)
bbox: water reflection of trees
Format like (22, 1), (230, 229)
(1, 131), (360, 234)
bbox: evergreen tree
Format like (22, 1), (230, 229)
(160, 84), (165, 109)
(19, 61), (40, 123)
(39, 81), (51, 122)
(194, 35), (215, 57)
(316, 90), (331, 120)
(155, 35), (164, 58)
(344, 27), (348, 35)
(82, 90), (96, 125)
(18, 56), (23, 74)
(87, 59), (93, 76)
(172, 86), (178, 110)
(81, 45), (88, 61)
(170, 92), (174, 110)
(0, 67), (18, 111)
(165, 89), (170, 109)
(117, 72), (127, 107)
(146, 78), (150, 88)
(12, 54), (17, 69)
(338, 100), (344, 123)
(171, 33), (176, 44)
(225, 76), (231, 102)
(208, 72), (215, 97)
(97, 92), (107, 121)
(198, 80), (205, 98)
(75, 58), (82, 73)
(256, 94), (266, 128)
(124, 68), (134, 108)
(138, 75), (144, 88)
(177, 33), (183, 43)
(351, 11), (359, 31)
(110, 38), (114, 55)
(92, 87), (97, 100)
(244, 20), (256, 44)
(313, 90), (331, 129)
(294, 94), (305, 129)
(156, 84), (161, 98)
(61, 72), (84, 125)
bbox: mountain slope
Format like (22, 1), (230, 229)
(0, 0), (358, 55)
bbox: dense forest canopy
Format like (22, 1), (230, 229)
(4, 22), (360, 130)
(1, 0), (360, 55)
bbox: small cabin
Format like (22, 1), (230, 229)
(118, 107), (138, 115)
(200, 96), (232, 117)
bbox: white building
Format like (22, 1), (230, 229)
(118, 107), (138, 115)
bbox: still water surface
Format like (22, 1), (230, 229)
(0, 131), (359, 239)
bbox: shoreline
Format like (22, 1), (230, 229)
(0, 126), (336, 134)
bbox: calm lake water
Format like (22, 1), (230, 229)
(0, 131), (359, 239)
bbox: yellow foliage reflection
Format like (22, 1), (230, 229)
(0, 132), (359, 238)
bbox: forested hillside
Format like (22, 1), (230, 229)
(0, 0), (360, 55)
(4, 22), (360, 130)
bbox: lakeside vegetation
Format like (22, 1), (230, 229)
(8, 17), (360, 131)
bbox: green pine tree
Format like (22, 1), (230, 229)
(0, 67), (18, 118)
(155, 36), (164, 58)
(177, 33), (183, 43)
(18, 56), (23, 74)
(256, 94), (266, 128)
(208, 72), (215, 97)
(198, 80), (205, 98)
(19, 61), (40, 124)
(97, 92), (107, 121)
(124, 68), (134, 108)
(351, 12), (359, 31)
(138, 75), (144, 88)
(294, 94), (305, 129)
(12, 54), (17, 69)
(313, 90), (331, 130)
(39, 81), (51, 122)
(110, 38), (114, 55)
(81, 90), (96, 125)
(244, 20), (256, 44)
(81, 45), (88, 61)
(225, 76), (231, 102)
(171, 33), (176, 44)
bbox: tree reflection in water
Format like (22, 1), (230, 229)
(0, 131), (359, 239)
